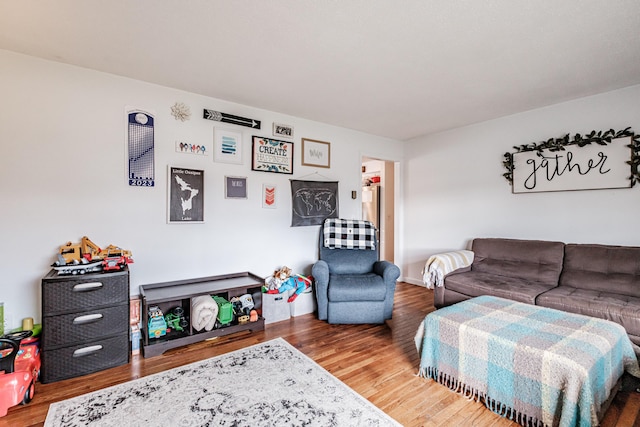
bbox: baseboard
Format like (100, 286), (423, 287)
(400, 277), (425, 286)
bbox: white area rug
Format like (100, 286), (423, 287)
(45, 337), (400, 426)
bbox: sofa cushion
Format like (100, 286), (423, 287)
(471, 238), (565, 287)
(559, 244), (640, 298)
(327, 273), (386, 302)
(537, 286), (640, 346)
(444, 271), (557, 305)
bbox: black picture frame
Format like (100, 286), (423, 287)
(251, 136), (293, 174)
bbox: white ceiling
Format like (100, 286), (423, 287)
(2, 1), (640, 141)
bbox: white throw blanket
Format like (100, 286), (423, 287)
(422, 250), (474, 289)
(191, 295), (219, 332)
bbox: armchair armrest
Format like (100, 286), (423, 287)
(374, 260), (401, 320)
(373, 260), (401, 283)
(312, 260), (330, 320)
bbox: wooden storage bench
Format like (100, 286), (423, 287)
(140, 272), (265, 357)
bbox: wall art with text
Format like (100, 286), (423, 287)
(503, 128), (640, 194)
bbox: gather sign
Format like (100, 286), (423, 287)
(510, 136), (633, 194)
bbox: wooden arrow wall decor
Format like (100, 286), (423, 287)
(203, 109), (261, 129)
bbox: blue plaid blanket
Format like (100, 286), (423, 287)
(323, 218), (376, 250)
(416, 296), (640, 427)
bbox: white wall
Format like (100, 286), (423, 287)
(403, 84), (640, 285)
(0, 50), (404, 330)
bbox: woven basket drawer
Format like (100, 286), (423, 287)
(42, 272), (129, 315)
(42, 303), (129, 349)
(41, 334), (129, 383)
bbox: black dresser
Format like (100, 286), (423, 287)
(41, 268), (130, 383)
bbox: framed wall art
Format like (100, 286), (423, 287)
(262, 184), (277, 208)
(167, 166), (204, 223)
(214, 128), (243, 164)
(225, 176), (248, 199)
(126, 107), (155, 187)
(301, 138), (330, 168)
(503, 128), (640, 193)
(290, 179), (338, 226)
(273, 122), (294, 138)
(251, 136), (293, 174)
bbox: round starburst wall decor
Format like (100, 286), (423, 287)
(171, 102), (191, 121)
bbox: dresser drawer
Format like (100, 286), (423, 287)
(42, 270), (129, 315)
(42, 303), (129, 349)
(41, 333), (129, 383)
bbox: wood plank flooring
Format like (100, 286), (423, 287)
(4, 283), (640, 426)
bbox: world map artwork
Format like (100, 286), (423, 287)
(290, 180), (338, 226)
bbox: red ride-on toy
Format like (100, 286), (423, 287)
(0, 331), (41, 417)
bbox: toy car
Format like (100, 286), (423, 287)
(0, 331), (41, 417)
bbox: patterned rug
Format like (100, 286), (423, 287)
(45, 338), (400, 426)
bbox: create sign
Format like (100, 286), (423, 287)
(512, 137), (632, 193)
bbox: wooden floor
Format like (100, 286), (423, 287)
(4, 283), (640, 426)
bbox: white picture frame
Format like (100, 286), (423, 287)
(167, 166), (204, 223)
(214, 128), (243, 164)
(273, 122), (294, 138)
(262, 184), (277, 208)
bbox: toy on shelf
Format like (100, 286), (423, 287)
(164, 307), (189, 333)
(0, 330), (41, 417)
(212, 296), (234, 327)
(52, 236), (133, 275)
(231, 294), (256, 324)
(264, 266), (312, 303)
(231, 294), (255, 315)
(147, 306), (167, 339)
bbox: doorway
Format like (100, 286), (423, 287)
(361, 157), (395, 263)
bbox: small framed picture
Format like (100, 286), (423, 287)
(251, 136), (294, 174)
(262, 184), (277, 208)
(168, 166), (204, 223)
(214, 128), (243, 164)
(175, 141), (208, 156)
(273, 123), (294, 138)
(301, 138), (331, 168)
(225, 176), (248, 199)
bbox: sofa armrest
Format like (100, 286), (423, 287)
(312, 260), (330, 320)
(446, 265), (471, 276)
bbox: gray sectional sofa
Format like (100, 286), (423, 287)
(435, 238), (640, 348)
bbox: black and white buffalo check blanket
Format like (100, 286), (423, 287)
(323, 218), (376, 250)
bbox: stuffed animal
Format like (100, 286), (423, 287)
(267, 273), (312, 302)
(264, 266), (292, 292)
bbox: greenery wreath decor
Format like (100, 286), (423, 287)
(503, 127), (640, 187)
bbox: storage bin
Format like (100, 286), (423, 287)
(290, 287), (316, 317)
(262, 292), (291, 324)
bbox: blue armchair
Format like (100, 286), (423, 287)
(312, 219), (401, 324)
